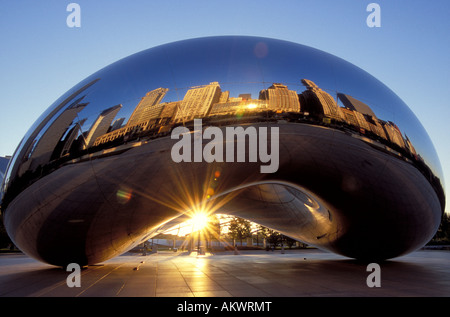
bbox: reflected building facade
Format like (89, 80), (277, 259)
(175, 82), (222, 122)
(20, 100), (88, 175)
(0, 156), (10, 184)
(86, 77), (422, 163)
(0, 36), (445, 267)
(300, 79), (345, 122)
(127, 88), (168, 126)
(259, 83), (300, 113)
(84, 104), (122, 149)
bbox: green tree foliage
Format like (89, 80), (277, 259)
(267, 230), (282, 247)
(284, 236), (297, 248)
(227, 216), (251, 246)
(256, 224), (269, 238)
(430, 212), (450, 245)
(207, 215), (221, 240)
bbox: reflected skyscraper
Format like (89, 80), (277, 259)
(2, 78), (100, 187)
(158, 101), (180, 125)
(127, 88), (168, 126)
(110, 117), (125, 132)
(84, 104), (122, 149)
(209, 97), (267, 116)
(0, 156), (10, 184)
(382, 121), (406, 150)
(175, 82), (222, 122)
(300, 79), (345, 122)
(338, 93), (376, 117)
(56, 117), (87, 159)
(259, 83), (300, 113)
(0, 36), (444, 267)
(23, 101), (88, 173)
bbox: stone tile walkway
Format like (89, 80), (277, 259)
(0, 249), (449, 297)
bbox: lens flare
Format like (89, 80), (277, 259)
(191, 212), (209, 232)
(116, 188), (132, 204)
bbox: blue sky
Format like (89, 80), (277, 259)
(1, 0), (449, 211)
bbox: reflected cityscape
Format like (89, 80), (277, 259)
(11, 79), (420, 163)
(3, 77), (443, 210)
(0, 36), (445, 266)
(0, 157), (10, 183)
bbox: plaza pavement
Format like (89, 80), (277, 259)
(0, 248), (449, 297)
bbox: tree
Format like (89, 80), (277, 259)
(227, 217), (251, 246)
(255, 225), (301, 249)
(283, 235), (297, 249)
(205, 215), (221, 250)
(267, 230), (282, 248)
(255, 224), (270, 247)
(207, 215), (221, 240)
(430, 212), (450, 244)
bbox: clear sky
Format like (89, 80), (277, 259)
(1, 0), (449, 212)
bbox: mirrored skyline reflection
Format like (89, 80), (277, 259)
(1, 77), (444, 212)
(1, 36), (445, 209)
(13, 38), (447, 171)
(0, 36), (445, 266)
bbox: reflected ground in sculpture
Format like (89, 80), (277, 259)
(0, 36), (445, 266)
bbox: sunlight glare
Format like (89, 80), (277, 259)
(191, 212), (209, 232)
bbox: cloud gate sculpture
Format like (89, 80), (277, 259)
(0, 36), (445, 266)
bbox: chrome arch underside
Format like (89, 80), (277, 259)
(1, 36), (444, 266)
(4, 123), (442, 266)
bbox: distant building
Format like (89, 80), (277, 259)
(367, 117), (387, 140)
(404, 135), (418, 158)
(0, 156), (11, 182)
(209, 99), (267, 116)
(57, 117), (87, 158)
(84, 104), (122, 148)
(340, 107), (360, 127)
(158, 101), (180, 124)
(127, 88), (168, 126)
(300, 79), (345, 121)
(175, 82), (222, 122)
(219, 91), (230, 103)
(382, 121), (406, 149)
(238, 93), (252, 100)
(110, 117), (125, 131)
(259, 83), (300, 113)
(92, 100), (181, 147)
(337, 93), (376, 117)
(26, 101), (88, 172)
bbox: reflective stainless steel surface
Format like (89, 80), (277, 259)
(0, 36), (445, 266)
(0, 157), (9, 183)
